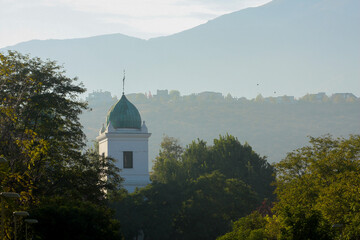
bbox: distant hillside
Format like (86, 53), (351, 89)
(81, 91), (360, 166)
(2, 0), (359, 98)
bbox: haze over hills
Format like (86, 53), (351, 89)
(1, 0), (359, 98)
(82, 90), (360, 165)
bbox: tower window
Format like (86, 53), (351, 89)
(123, 151), (133, 168)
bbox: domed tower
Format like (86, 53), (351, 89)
(96, 93), (151, 192)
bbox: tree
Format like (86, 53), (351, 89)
(151, 135), (184, 183)
(209, 135), (275, 201)
(115, 182), (186, 240)
(31, 197), (122, 240)
(278, 207), (333, 240)
(1, 51), (123, 238)
(116, 136), (186, 239)
(273, 135), (360, 239)
(152, 135), (275, 201)
(116, 171), (257, 240)
(255, 94), (264, 103)
(174, 171), (257, 240)
(225, 93), (233, 101)
(116, 135), (274, 240)
(217, 212), (268, 240)
(0, 51), (87, 202)
(218, 135), (360, 240)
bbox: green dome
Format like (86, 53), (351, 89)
(106, 95), (141, 129)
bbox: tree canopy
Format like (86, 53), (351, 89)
(0, 51), (123, 239)
(152, 134), (275, 201)
(1, 51), (86, 201)
(114, 134), (275, 240)
(217, 134), (360, 240)
(274, 134), (360, 239)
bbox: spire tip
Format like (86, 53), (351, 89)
(122, 69), (125, 95)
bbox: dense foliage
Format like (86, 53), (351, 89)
(217, 135), (360, 240)
(0, 51), (123, 239)
(217, 212), (269, 240)
(113, 135), (275, 240)
(31, 197), (121, 240)
(153, 135), (274, 200)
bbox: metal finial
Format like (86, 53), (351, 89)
(122, 69), (125, 95)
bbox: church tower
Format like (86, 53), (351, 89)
(96, 93), (151, 192)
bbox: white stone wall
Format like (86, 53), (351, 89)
(97, 127), (151, 193)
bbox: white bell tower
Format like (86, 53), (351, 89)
(96, 94), (151, 192)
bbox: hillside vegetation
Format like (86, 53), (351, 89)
(81, 90), (360, 164)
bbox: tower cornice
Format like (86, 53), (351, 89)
(96, 132), (151, 142)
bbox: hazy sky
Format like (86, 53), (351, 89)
(0, 0), (272, 48)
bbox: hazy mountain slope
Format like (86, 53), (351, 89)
(4, 34), (147, 91)
(144, 0), (360, 96)
(2, 0), (359, 98)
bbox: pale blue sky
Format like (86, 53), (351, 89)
(0, 0), (271, 48)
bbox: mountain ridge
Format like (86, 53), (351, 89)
(2, 0), (359, 98)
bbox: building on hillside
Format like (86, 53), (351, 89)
(96, 93), (151, 192)
(197, 91), (223, 101)
(156, 89), (169, 97)
(264, 95), (295, 103)
(86, 90), (114, 103)
(300, 92), (328, 103)
(276, 95), (295, 103)
(331, 93), (357, 102)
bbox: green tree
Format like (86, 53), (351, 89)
(225, 93), (233, 101)
(217, 212), (268, 240)
(116, 135), (274, 240)
(151, 135), (184, 183)
(1, 51), (124, 238)
(209, 135), (275, 201)
(113, 180), (186, 240)
(274, 135), (360, 239)
(0, 51), (87, 201)
(31, 197), (122, 240)
(175, 171), (257, 240)
(278, 207), (333, 240)
(153, 135), (275, 201)
(255, 94), (264, 103)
